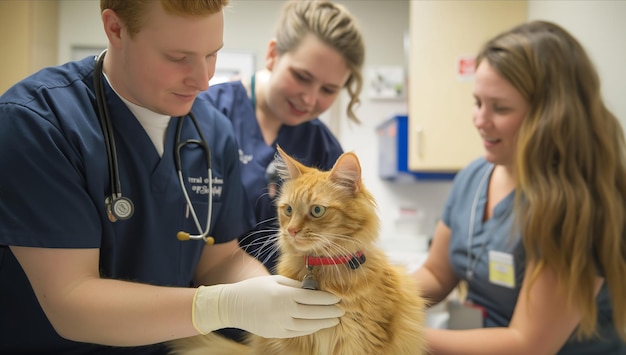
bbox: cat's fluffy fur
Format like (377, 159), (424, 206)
(169, 148), (427, 355)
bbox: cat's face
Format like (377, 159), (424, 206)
(274, 147), (379, 257)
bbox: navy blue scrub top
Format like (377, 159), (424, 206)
(0, 56), (253, 353)
(201, 81), (343, 272)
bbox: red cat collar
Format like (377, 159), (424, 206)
(305, 251), (366, 270)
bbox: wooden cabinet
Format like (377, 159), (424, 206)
(378, 115), (456, 182)
(0, 0), (59, 95)
(408, 1), (527, 172)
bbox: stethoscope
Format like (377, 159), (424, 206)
(93, 50), (215, 245)
(466, 165), (493, 280)
(466, 165), (513, 280)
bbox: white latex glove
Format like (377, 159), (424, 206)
(192, 275), (344, 338)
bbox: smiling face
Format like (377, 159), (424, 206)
(263, 34), (351, 126)
(103, 2), (224, 117)
(473, 60), (529, 168)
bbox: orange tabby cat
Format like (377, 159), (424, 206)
(169, 147), (427, 355)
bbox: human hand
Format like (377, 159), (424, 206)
(192, 275), (344, 338)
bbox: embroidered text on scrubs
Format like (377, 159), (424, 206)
(187, 176), (223, 198)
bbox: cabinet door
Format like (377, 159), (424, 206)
(408, 1), (527, 172)
(0, 0), (58, 94)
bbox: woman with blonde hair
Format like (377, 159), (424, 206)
(413, 20), (626, 354)
(203, 0), (365, 273)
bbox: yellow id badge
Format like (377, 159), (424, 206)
(488, 250), (515, 288)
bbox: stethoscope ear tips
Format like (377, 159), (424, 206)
(176, 232), (214, 245)
(106, 196), (134, 222)
(177, 231), (191, 241)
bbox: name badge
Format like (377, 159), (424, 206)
(488, 250), (516, 288)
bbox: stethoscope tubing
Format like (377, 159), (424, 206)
(466, 166), (493, 280)
(175, 113), (213, 241)
(93, 49), (213, 242)
(94, 50), (122, 201)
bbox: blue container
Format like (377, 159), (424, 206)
(377, 115), (456, 182)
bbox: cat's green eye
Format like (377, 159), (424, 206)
(310, 205), (326, 218)
(284, 205), (293, 216)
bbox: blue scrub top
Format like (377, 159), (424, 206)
(200, 81), (343, 272)
(0, 56), (253, 353)
(443, 157), (625, 354)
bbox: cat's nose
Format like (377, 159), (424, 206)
(288, 227), (299, 237)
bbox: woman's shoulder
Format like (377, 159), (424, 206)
(207, 80), (247, 96)
(279, 119), (342, 169)
(452, 157), (492, 188)
(291, 118), (336, 136)
(442, 157), (493, 223)
(287, 119), (341, 147)
(202, 80), (250, 116)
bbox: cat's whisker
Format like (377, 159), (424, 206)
(257, 237), (281, 267)
(252, 216), (279, 229)
(228, 243), (277, 277)
(234, 229), (284, 274)
(309, 232), (363, 256)
(241, 233), (281, 260)
(238, 228), (279, 244)
(319, 234), (366, 251)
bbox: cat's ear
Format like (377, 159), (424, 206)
(275, 145), (303, 180)
(329, 152), (362, 193)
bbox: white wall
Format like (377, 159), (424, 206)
(55, 0), (626, 253)
(528, 0), (626, 129)
(57, 0), (106, 63)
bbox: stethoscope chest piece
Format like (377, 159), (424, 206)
(95, 49), (135, 224)
(106, 195), (134, 222)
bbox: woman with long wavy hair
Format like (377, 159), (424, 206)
(413, 20), (626, 354)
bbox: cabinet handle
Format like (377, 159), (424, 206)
(414, 125), (423, 158)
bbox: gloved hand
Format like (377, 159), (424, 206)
(192, 275), (344, 338)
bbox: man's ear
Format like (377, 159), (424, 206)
(101, 8), (123, 48)
(265, 39), (278, 71)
